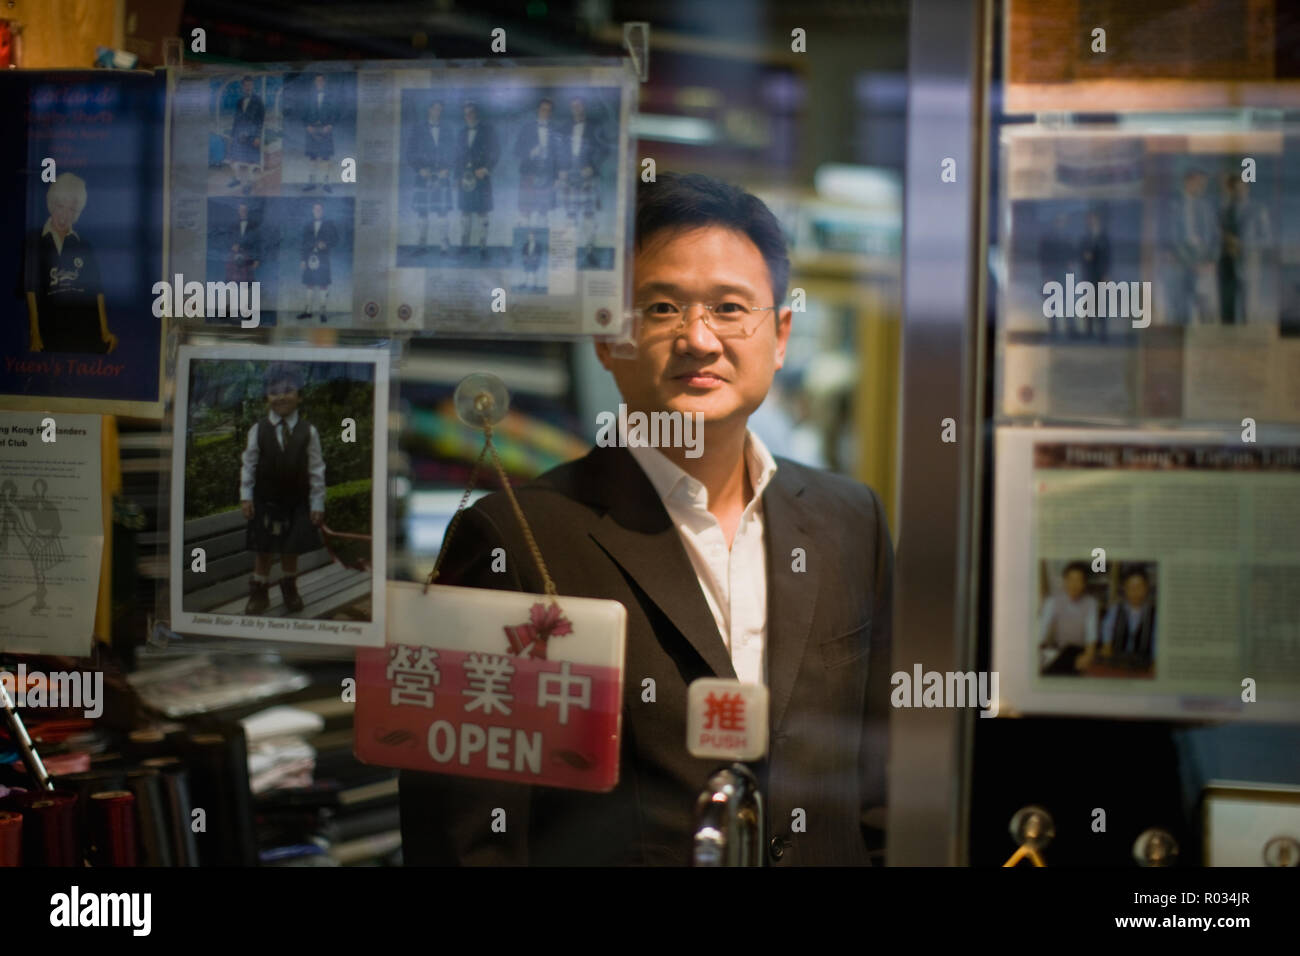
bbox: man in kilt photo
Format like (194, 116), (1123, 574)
(227, 75), (265, 196)
(224, 202), (261, 285)
(455, 101), (500, 260)
(301, 72), (339, 194)
(408, 99), (456, 254)
(559, 96), (607, 268)
(298, 201), (339, 322)
(514, 97), (559, 228)
(239, 363), (326, 616)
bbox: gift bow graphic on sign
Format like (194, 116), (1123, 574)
(504, 602), (573, 659)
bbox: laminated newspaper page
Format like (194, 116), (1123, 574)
(166, 62), (636, 336)
(998, 127), (1299, 424)
(993, 425), (1300, 721)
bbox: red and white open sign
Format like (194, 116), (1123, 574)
(354, 582), (627, 792)
(686, 678), (769, 762)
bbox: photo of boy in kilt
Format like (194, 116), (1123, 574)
(408, 100), (456, 253)
(239, 362), (325, 615)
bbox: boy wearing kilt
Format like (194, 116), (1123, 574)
(240, 363), (326, 616)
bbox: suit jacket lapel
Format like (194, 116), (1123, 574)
(584, 447), (736, 680)
(763, 466), (820, 734)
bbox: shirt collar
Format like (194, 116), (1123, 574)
(628, 429), (777, 511)
(42, 219), (79, 242)
(268, 409), (299, 430)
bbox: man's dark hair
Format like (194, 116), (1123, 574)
(636, 172), (790, 305)
(1120, 566), (1150, 586)
(538, 97), (553, 110)
(1063, 561), (1089, 579)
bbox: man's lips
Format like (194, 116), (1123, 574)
(672, 370), (727, 386)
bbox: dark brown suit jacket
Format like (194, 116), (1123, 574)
(398, 444), (893, 865)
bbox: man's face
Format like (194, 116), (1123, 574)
(1124, 575), (1149, 608)
(241, 79), (253, 97)
(538, 101), (552, 123)
(49, 195), (77, 233)
(428, 102), (442, 123)
(464, 105), (477, 126)
(238, 203), (249, 219)
(267, 382), (299, 417)
(571, 99), (585, 122)
(597, 225), (790, 432)
(312, 203), (323, 220)
(1064, 569), (1086, 600)
(314, 75), (326, 92)
(1186, 173), (1207, 197)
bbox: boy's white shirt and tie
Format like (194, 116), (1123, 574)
(239, 409), (327, 514)
(627, 430), (777, 686)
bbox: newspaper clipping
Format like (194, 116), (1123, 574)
(993, 425), (1300, 721)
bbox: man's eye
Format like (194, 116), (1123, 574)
(714, 302), (747, 316)
(645, 302), (680, 316)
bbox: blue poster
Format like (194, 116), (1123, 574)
(0, 71), (165, 415)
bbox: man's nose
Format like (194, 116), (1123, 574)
(678, 306), (723, 353)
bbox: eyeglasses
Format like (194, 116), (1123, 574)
(632, 300), (778, 340)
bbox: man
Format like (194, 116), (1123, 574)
(301, 73), (338, 194)
(25, 173), (118, 354)
(1078, 208), (1110, 341)
(559, 96), (607, 267)
(455, 102), (500, 260)
(514, 98), (559, 227)
(1038, 211), (1074, 339)
(1036, 561), (1099, 675)
(1230, 177), (1273, 324)
(408, 100), (456, 254)
(399, 172), (894, 866)
(228, 76), (264, 196)
(1164, 168), (1218, 325)
(1100, 567), (1156, 670)
(298, 202), (338, 323)
(224, 202), (260, 285)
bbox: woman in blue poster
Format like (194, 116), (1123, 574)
(25, 173), (118, 354)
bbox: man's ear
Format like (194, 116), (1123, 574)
(593, 337), (615, 372)
(773, 305), (793, 371)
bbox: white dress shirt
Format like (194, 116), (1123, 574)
(240, 409), (327, 513)
(628, 431), (777, 685)
(570, 121), (585, 161)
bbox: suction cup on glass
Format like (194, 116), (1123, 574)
(454, 373), (510, 428)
